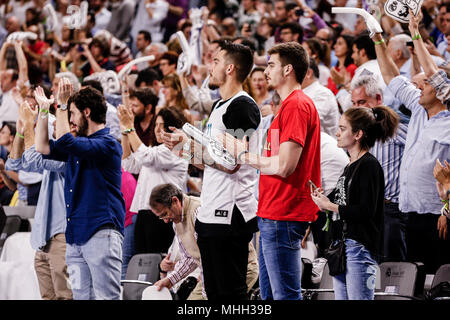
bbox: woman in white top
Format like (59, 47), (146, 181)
(119, 105), (188, 255)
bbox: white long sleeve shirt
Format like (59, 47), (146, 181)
(122, 144), (188, 213)
(130, 0), (169, 44)
(303, 80), (340, 137)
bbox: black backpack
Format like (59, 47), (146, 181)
(425, 281), (450, 300)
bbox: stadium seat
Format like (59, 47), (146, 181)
(375, 262), (425, 300)
(0, 215), (22, 257)
(121, 253), (163, 300)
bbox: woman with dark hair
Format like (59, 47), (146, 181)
(311, 105), (399, 300)
(328, 34), (357, 95)
(303, 37), (331, 87)
(160, 74), (192, 123)
(118, 105), (189, 274)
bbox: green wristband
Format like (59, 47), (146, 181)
(374, 38), (385, 45)
(412, 34), (422, 41)
(16, 132), (24, 139)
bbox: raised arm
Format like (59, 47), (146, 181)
(13, 40), (29, 85)
(55, 78), (72, 139)
(117, 104), (143, 156)
(408, 9), (439, 77)
(34, 86), (54, 155)
(372, 32), (400, 86)
(0, 41), (12, 71)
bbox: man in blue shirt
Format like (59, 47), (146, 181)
(6, 101), (72, 300)
(34, 79), (125, 300)
(373, 22), (450, 274)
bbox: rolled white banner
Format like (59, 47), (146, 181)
(7, 32), (37, 43)
(332, 7), (383, 37)
(117, 55), (156, 80)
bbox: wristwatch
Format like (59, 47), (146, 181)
(59, 103), (67, 111)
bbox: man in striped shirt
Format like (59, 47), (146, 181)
(350, 75), (408, 262)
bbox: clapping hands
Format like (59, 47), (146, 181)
(34, 86), (54, 110)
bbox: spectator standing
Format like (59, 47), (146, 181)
(35, 81), (125, 300)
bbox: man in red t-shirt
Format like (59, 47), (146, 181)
(220, 42), (321, 300)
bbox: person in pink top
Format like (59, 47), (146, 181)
(121, 167), (137, 279)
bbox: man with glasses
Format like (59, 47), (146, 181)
(150, 183), (258, 300)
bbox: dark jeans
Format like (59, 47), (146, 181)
(196, 231), (252, 300)
(133, 210), (174, 254)
(405, 212), (450, 274)
(383, 202), (407, 262)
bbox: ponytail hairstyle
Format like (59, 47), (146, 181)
(343, 106), (399, 150)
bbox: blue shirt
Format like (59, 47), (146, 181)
(44, 128), (125, 245)
(370, 122), (408, 204)
(6, 146), (67, 250)
(388, 76), (450, 215)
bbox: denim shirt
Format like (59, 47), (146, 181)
(388, 76), (450, 214)
(44, 128), (125, 245)
(6, 146), (66, 250)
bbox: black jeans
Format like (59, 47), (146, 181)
(196, 231), (252, 300)
(383, 202), (407, 262)
(133, 210), (174, 254)
(405, 212), (450, 274)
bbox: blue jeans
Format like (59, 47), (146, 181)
(66, 228), (123, 300)
(258, 217), (309, 300)
(121, 214), (137, 279)
(333, 238), (378, 300)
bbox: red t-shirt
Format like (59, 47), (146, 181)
(257, 89), (321, 222)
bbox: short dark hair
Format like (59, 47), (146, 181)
(67, 86), (107, 124)
(233, 37), (257, 53)
(149, 183), (183, 209)
(285, 2), (297, 12)
(353, 32), (376, 60)
(181, 20), (192, 32)
(156, 106), (187, 133)
(1, 121), (16, 136)
(160, 51), (179, 66)
(250, 66), (265, 78)
(129, 88), (159, 114)
(138, 30), (152, 43)
(268, 42), (309, 84)
(308, 57), (320, 79)
(280, 22), (304, 43)
(89, 37), (110, 58)
(218, 40), (254, 83)
(82, 79), (103, 94)
(439, 2), (450, 13)
(135, 67), (161, 87)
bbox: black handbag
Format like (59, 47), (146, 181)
(324, 222), (347, 276)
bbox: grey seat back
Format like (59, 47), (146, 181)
(314, 262), (335, 300)
(431, 264), (450, 289)
(376, 262), (425, 300)
(0, 215), (22, 255)
(123, 253), (163, 300)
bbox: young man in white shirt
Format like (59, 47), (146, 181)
(162, 41), (261, 300)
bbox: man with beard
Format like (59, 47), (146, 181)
(34, 78), (125, 300)
(162, 41), (261, 300)
(129, 88), (158, 147)
(219, 42), (321, 300)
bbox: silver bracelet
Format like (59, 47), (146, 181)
(237, 150), (248, 163)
